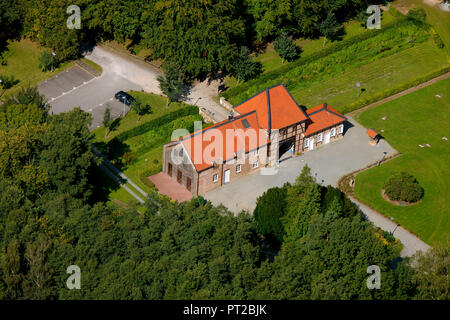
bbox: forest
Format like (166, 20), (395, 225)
(1, 0), (383, 79)
(0, 87), (447, 299)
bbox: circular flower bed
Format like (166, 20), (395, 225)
(383, 172), (424, 204)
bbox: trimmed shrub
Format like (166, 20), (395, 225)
(383, 231), (396, 243)
(108, 106), (198, 144)
(433, 33), (445, 49)
(254, 186), (288, 243)
(384, 172), (424, 203)
(0, 74), (18, 89)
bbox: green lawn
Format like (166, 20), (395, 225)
(291, 38), (448, 112)
(224, 10), (449, 114)
(92, 92), (203, 205)
(225, 10), (398, 87)
(0, 39), (74, 98)
(354, 77), (450, 246)
(80, 57), (103, 75)
(91, 91), (189, 142)
(393, 0), (450, 54)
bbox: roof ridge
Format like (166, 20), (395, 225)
(180, 110), (258, 142)
(279, 83), (309, 119)
(266, 88), (272, 131)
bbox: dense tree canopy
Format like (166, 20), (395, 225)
(3, 0), (375, 78)
(0, 99), (428, 301)
(1, 1), (446, 301)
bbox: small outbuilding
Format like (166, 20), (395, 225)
(366, 128), (380, 145)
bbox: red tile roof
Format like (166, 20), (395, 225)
(233, 84), (308, 130)
(366, 128), (378, 139)
(169, 86), (347, 173)
(181, 112), (270, 172)
(304, 103), (346, 136)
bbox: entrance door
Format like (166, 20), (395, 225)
(309, 138), (314, 150)
(224, 169), (230, 183)
(168, 163), (173, 176)
(186, 177), (191, 191)
(177, 170), (182, 183)
(324, 132), (331, 144)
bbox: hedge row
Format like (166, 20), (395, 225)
(107, 106), (199, 145)
(132, 114), (203, 158)
(342, 65), (450, 114)
(222, 17), (412, 102)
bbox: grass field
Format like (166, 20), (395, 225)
(393, 0), (450, 54)
(290, 38), (448, 111)
(354, 77), (449, 246)
(91, 92), (203, 206)
(252, 10), (398, 75)
(224, 9), (449, 114)
(0, 39), (74, 98)
(91, 91), (190, 142)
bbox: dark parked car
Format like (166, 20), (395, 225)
(114, 91), (135, 106)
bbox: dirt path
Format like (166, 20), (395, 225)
(348, 72), (450, 117)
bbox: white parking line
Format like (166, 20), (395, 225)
(49, 76), (98, 102)
(86, 97), (118, 112)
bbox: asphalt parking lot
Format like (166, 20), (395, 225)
(204, 116), (398, 214)
(38, 65), (95, 101)
(38, 64), (142, 130)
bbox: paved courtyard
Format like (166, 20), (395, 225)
(149, 172), (192, 203)
(204, 116), (397, 214)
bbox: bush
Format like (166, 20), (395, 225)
(39, 51), (55, 72)
(253, 186), (288, 243)
(383, 231), (396, 243)
(407, 8), (427, 24)
(433, 33), (445, 49)
(122, 152), (137, 165)
(384, 172), (424, 203)
(0, 74), (18, 89)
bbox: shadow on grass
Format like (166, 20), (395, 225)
(93, 139), (131, 172)
(109, 117), (122, 132)
(88, 164), (121, 203)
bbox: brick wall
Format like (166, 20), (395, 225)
(197, 145), (267, 195)
(302, 122), (345, 152)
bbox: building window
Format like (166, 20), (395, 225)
(236, 164), (241, 173)
(254, 149), (258, 157)
(337, 124), (344, 134)
(303, 139), (309, 148)
(330, 128), (336, 137)
(213, 174), (218, 182)
(317, 133), (323, 142)
(253, 161), (258, 168)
